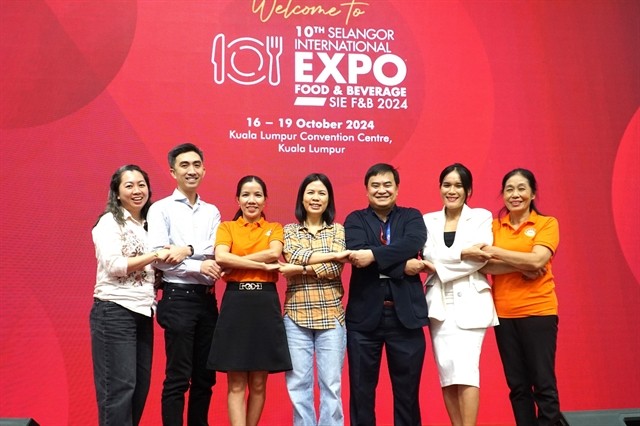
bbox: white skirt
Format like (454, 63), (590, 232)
(429, 303), (487, 388)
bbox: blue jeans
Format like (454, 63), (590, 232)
(284, 315), (346, 426)
(156, 285), (217, 426)
(90, 299), (153, 426)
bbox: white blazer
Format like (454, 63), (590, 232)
(423, 204), (499, 329)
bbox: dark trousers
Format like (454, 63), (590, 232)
(157, 285), (218, 426)
(495, 316), (561, 426)
(90, 299), (153, 426)
(347, 306), (426, 426)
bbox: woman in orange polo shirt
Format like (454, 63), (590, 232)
(481, 168), (561, 426)
(207, 175), (292, 426)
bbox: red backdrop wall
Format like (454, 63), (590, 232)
(1, 1), (638, 425)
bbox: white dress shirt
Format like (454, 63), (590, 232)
(147, 188), (221, 286)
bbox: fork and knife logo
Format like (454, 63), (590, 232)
(212, 34), (283, 86)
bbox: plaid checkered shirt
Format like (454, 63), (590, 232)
(283, 222), (346, 329)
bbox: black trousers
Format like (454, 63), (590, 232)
(347, 306), (426, 426)
(494, 316), (561, 426)
(157, 284), (218, 426)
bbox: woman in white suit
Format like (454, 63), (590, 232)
(422, 163), (499, 426)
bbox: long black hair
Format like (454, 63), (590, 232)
(94, 164), (152, 228)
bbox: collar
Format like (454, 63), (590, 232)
(439, 203), (471, 220)
(171, 188), (200, 205)
(237, 216), (266, 227)
(301, 221), (331, 231)
(121, 207), (145, 226)
(500, 210), (539, 228)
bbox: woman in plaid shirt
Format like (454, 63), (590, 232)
(279, 173), (352, 426)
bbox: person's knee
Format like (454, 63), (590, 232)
(228, 374), (248, 393)
(318, 368), (341, 392)
(249, 374), (268, 394)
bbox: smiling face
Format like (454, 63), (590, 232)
(440, 170), (468, 212)
(237, 179), (266, 223)
(503, 173), (536, 215)
(170, 150), (205, 195)
(302, 180), (329, 220)
(118, 170), (149, 218)
(366, 171), (398, 215)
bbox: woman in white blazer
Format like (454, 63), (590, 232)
(422, 163), (499, 426)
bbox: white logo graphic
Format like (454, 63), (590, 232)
(212, 34), (282, 86)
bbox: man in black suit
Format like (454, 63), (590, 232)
(345, 163), (428, 426)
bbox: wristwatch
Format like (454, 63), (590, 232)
(188, 245), (194, 256)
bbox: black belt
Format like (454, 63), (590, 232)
(226, 282), (276, 291)
(164, 282), (213, 294)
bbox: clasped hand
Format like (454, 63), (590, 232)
(465, 243), (494, 262)
(404, 258), (435, 276)
(164, 245), (191, 264)
(348, 249), (375, 268)
(200, 259), (222, 280)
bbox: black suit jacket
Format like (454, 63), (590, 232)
(345, 205), (428, 331)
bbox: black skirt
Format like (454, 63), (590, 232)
(207, 282), (292, 373)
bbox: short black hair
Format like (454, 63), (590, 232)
(167, 143), (204, 168)
(364, 163), (399, 187)
(294, 173), (336, 225)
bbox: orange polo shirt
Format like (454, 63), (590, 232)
(215, 217), (284, 283)
(491, 211), (559, 318)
